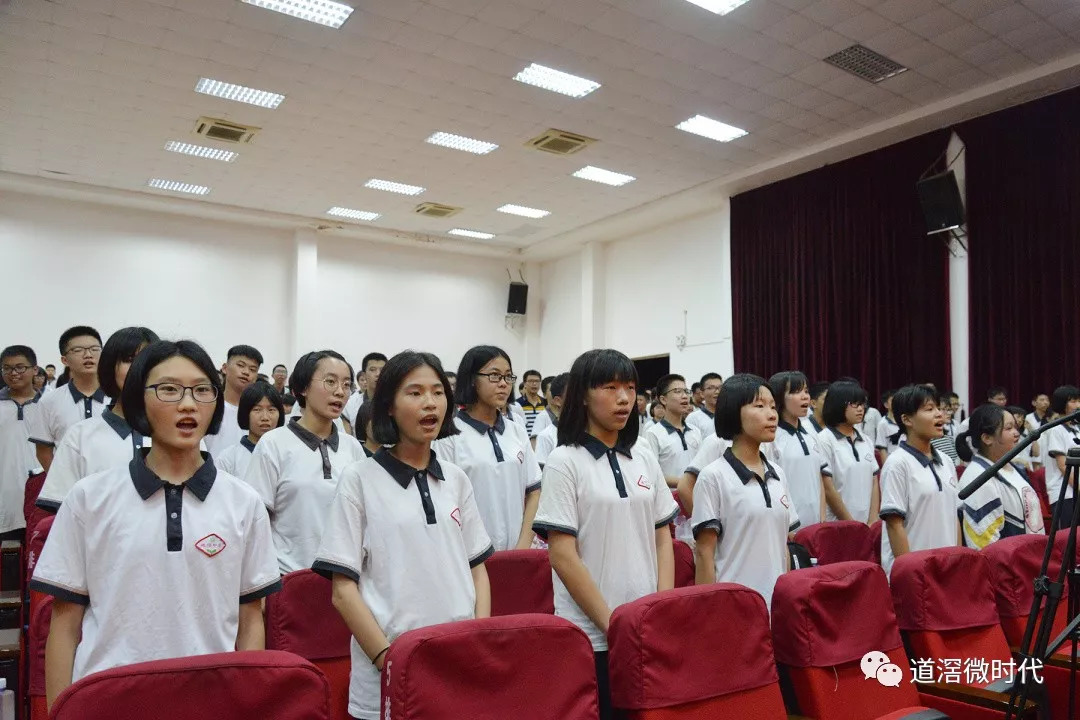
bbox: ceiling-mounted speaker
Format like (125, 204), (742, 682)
(507, 282), (528, 315)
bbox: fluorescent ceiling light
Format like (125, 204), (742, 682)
(684, 0), (752, 15)
(425, 131), (499, 155)
(449, 228), (495, 240)
(148, 179), (210, 195)
(164, 141), (238, 162)
(497, 204), (550, 219)
(572, 166), (636, 187)
(327, 206), (380, 221)
(241, 0), (354, 28)
(676, 115), (748, 143)
(513, 63), (600, 98)
(195, 78), (285, 109)
(364, 178), (425, 195)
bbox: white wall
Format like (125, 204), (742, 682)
(536, 251), (583, 374)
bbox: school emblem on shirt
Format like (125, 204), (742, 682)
(450, 508), (462, 527)
(195, 533), (227, 557)
(517, 450), (525, 463)
(779, 495), (790, 509)
(636, 475), (650, 490)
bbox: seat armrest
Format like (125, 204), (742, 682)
(917, 681), (1038, 717)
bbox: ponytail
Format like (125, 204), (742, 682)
(955, 430), (975, 462)
(960, 403), (1010, 462)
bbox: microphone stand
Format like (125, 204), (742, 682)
(959, 409), (1080, 720)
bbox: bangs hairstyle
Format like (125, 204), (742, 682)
(700, 372), (723, 387)
(1051, 385), (1080, 416)
(227, 344), (264, 365)
(557, 349), (639, 449)
(238, 381), (285, 431)
(370, 350), (458, 445)
(354, 399), (375, 443)
(655, 373), (685, 398)
(822, 381), (869, 428)
(122, 340), (225, 438)
(362, 352), (387, 371)
(715, 373), (772, 441)
(272, 364), (287, 373)
(59, 325), (101, 354)
(99, 326), (159, 399)
(768, 371), (808, 414)
(1, 344), (36, 366)
(955, 403), (1008, 463)
(809, 381), (830, 401)
(289, 350), (349, 409)
(454, 345), (512, 406)
(550, 372), (570, 399)
(890, 384), (940, 438)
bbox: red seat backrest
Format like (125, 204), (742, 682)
(265, 570), (352, 720)
(24, 514), (54, 588)
(608, 584), (787, 719)
(673, 540), (695, 588)
(772, 561), (922, 719)
(50, 650), (330, 720)
(794, 521), (874, 564)
(1025, 468), (1051, 519)
(485, 549), (554, 615)
(28, 594), (52, 720)
(890, 547), (1013, 682)
(23, 470), (47, 527)
(383, 614), (597, 720)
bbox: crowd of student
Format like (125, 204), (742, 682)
(1, 324), (1077, 720)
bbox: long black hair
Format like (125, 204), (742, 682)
(370, 350), (458, 445)
(955, 403), (1009, 463)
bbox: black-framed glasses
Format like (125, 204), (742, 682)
(1, 364), (31, 376)
(477, 372), (517, 385)
(145, 383), (219, 403)
(664, 388), (691, 396)
(316, 376), (353, 394)
(65, 345), (102, 356)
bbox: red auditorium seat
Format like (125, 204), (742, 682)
(27, 594), (51, 720)
(794, 521), (875, 564)
(672, 540), (695, 588)
(485, 549), (554, 615)
(24, 515), (53, 591)
(1024, 468), (1052, 527)
(868, 519), (883, 563)
(382, 614), (597, 720)
(50, 650), (330, 720)
(22, 470), (47, 529)
(772, 560), (948, 720)
(265, 569), (353, 720)
(608, 583), (788, 719)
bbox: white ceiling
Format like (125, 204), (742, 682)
(2, 0), (1079, 252)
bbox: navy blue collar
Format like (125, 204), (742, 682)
(580, 434), (633, 460)
(829, 426), (866, 444)
(287, 417), (339, 452)
(899, 440), (943, 467)
(778, 420), (804, 436)
(68, 381), (106, 405)
(0, 388), (39, 405)
(241, 435), (257, 452)
(659, 418), (686, 435)
(723, 447), (780, 485)
(130, 448), (215, 501)
(696, 407), (714, 418)
(458, 409), (505, 435)
(101, 408), (134, 439)
(373, 447), (445, 489)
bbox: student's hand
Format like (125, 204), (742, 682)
(375, 653), (387, 672)
(599, 610), (612, 635)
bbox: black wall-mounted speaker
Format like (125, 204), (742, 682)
(507, 282), (528, 315)
(916, 170), (965, 235)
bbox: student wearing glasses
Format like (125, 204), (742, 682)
(31, 340), (281, 710)
(815, 381), (879, 524)
(645, 374), (702, 488)
(28, 326), (107, 473)
(243, 351), (365, 574)
(37, 327), (159, 511)
(1, 344), (43, 543)
(435, 345), (541, 551)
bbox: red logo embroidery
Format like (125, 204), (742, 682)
(195, 534), (227, 557)
(450, 508), (462, 527)
(779, 495), (790, 509)
(517, 450), (525, 463)
(637, 475), (650, 490)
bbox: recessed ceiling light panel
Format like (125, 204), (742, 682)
(497, 204), (550, 219)
(148, 179), (210, 195)
(164, 141), (238, 162)
(241, 0), (354, 28)
(684, 0), (752, 15)
(195, 78), (285, 109)
(327, 206), (380, 221)
(514, 63), (600, 98)
(448, 228), (495, 240)
(364, 178), (426, 195)
(572, 166), (636, 186)
(676, 115), (748, 143)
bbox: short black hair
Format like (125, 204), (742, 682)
(523, 369), (541, 382)
(809, 381), (830, 401)
(986, 386), (1008, 400)
(881, 388), (895, 405)
(550, 372), (570, 399)
(822, 381), (868, 428)
(362, 352), (388, 371)
(558, 349), (639, 449)
(445, 371), (456, 380)
(282, 393), (296, 406)
(1, 345), (36, 366)
(455, 345), (512, 406)
(45, 364), (55, 370)
(99, 327), (159, 399)
(59, 325), (101, 355)
(238, 381), (285, 431)
(257, 373), (269, 382)
(715, 374), (772, 440)
(700, 372), (723, 387)
(948, 392), (959, 400)
(227, 344), (264, 366)
(272, 364), (287, 373)
(541, 375), (554, 394)
(370, 350), (458, 445)
(768, 371), (808, 415)
(354, 399), (375, 442)
(290, 351), (350, 409)
(1051, 385), (1080, 416)
(1033, 392), (1049, 400)
(891, 384), (940, 438)
(123, 340), (225, 438)
(1005, 405), (1026, 419)
(955, 403), (1008, 463)
(691, 382), (701, 393)
(655, 374), (685, 398)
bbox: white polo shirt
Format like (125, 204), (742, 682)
(243, 418), (366, 573)
(879, 442), (960, 576)
(535, 423), (558, 466)
(685, 407), (716, 439)
(801, 415), (824, 435)
(434, 410), (541, 551)
(532, 406), (557, 438)
(30, 451), (281, 682)
(343, 391), (368, 430)
(1045, 422), (1079, 505)
(26, 382), (107, 448)
(816, 427), (879, 523)
(313, 449), (493, 720)
(37, 409), (148, 511)
(685, 433), (730, 476)
(691, 448), (799, 610)
(0, 389), (42, 534)
(767, 420), (829, 528)
(860, 406), (882, 446)
(203, 401), (243, 457)
(287, 403), (347, 432)
(875, 417), (900, 455)
(646, 419), (702, 481)
(214, 436), (257, 480)
(1026, 412), (1050, 434)
(533, 436), (679, 651)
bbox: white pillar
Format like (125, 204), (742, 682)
(523, 260), (542, 370)
(717, 197), (736, 377)
(946, 132), (970, 410)
(580, 242), (602, 350)
(290, 228), (319, 361)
